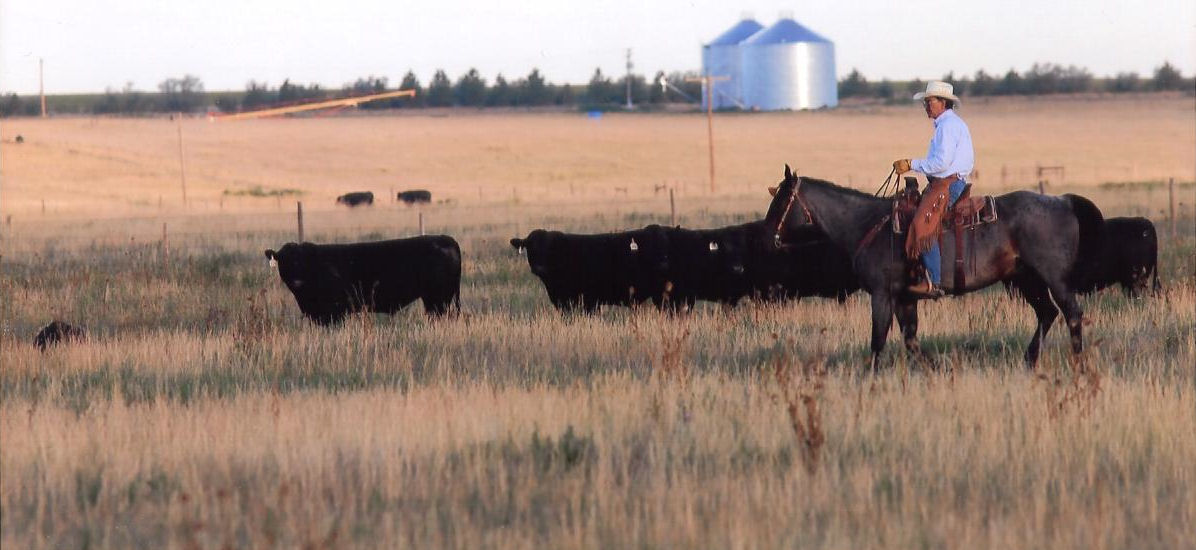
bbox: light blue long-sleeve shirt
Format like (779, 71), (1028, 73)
(911, 108), (974, 181)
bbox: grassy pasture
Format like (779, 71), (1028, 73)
(1, 97), (1194, 549)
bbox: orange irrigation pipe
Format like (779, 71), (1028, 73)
(213, 89), (416, 121)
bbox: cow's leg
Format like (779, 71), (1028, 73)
(894, 297), (921, 356)
(1014, 275), (1058, 368)
(869, 292), (895, 372)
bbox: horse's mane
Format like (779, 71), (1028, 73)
(792, 176), (883, 202)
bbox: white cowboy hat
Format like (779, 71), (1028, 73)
(912, 81), (961, 104)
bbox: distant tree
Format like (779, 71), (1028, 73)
(554, 83), (575, 106)
(996, 69), (1023, 95)
(278, 79), (323, 104)
(454, 68), (486, 107)
(1152, 61), (1183, 91)
(0, 93), (22, 117)
(906, 78), (925, 99)
(838, 68), (870, 98)
(94, 88), (122, 114)
(970, 69), (995, 96)
(120, 82), (150, 114)
(519, 68), (550, 106)
(425, 70), (453, 107)
(585, 68), (615, 106)
(395, 70), (423, 107)
(243, 80), (273, 110)
(487, 74), (512, 107)
(1109, 72), (1140, 93)
(158, 74), (205, 112)
(874, 79), (895, 100)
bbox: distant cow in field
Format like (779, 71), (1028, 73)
(265, 236), (461, 325)
(1086, 216), (1162, 296)
(34, 320), (86, 352)
(510, 225), (670, 312)
(336, 191), (374, 207)
(398, 189), (432, 205)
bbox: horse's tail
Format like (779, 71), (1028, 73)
(1063, 194), (1106, 290)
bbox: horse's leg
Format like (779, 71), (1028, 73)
(869, 292), (895, 371)
(894, 297), (921, 355)
(1050, 289), (1085, 356)
(1013, 274), (1058, 368)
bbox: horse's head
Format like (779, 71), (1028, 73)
(763, 164), (814, 249)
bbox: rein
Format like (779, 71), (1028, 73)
(771, 177), (814, 248)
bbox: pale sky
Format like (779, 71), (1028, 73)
(1, 0), (1193, 95)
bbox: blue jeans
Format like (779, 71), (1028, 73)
(922, 180), (967, 285)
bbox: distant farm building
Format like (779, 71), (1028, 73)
(701, 16), (838, 111)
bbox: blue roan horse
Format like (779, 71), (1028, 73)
(764, 166), (1104, 369)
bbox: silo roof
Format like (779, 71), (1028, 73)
(743, 18), (831, 45)
(706, 19), (765, 46)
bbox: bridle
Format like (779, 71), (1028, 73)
(771, 176), (815, 248)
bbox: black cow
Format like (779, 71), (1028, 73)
(398, 189), (432, 205)
(754, 223), (859, 302)
(34, 320), (86, 352)
(510, 225), (670, 312)
(658, 221), (858, 309)
(656, 225), (754, 309)
(1089, 216), (1162, 296)
(336, 191), (374, 207)
(265, 236), (461, 325)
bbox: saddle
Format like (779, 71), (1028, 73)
(890, 179), (999, 292)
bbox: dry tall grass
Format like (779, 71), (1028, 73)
(2, 97), (1194, 548)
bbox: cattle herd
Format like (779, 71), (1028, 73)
(32, 183), (1163, 356)
(336, 189), (433, 207)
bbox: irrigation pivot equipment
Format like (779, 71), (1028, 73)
(214, 89), (416, 121)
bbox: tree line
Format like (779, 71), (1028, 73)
(1, 62), (1190, 117)
(839, 62), (1190, 99)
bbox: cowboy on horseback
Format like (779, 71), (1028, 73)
(893, 81), (974, 299)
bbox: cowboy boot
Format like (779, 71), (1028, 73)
(907, 279), (944, 299)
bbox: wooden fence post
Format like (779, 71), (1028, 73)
(1038, 180), (1045, 194)
(296, 201), (304, 242)
(1169, 177), (1176, 240)
(669, 188), (676, 226)
(418, 212), (425, 236)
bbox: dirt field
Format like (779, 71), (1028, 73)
(1, 96), (1194, 549)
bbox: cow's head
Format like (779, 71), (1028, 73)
(265, 242), (317, 291)
(623, 224), (671, 288)
(510, 229), (555, 276)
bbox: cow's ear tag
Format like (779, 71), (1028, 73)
(269, 258), (278, 268)
(708, 241), (719, 251)
(629, 239), (639, 251)
(518, 247), (526, 255)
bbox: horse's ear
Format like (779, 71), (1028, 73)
(784, 164), (793, 179)
(768, 186), (778, 197)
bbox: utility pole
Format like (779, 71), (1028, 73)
(39, 58), (46, 117)
(686, 74), (729, 193)
(625, 49), (634, 110)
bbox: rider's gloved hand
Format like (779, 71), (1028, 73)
(893, 159), (911, 174)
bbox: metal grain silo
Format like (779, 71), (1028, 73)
(741, 18), (837, 110)
(701, 18), (763, 110)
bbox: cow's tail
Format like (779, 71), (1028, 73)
(1064, 194), (1105, 290)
